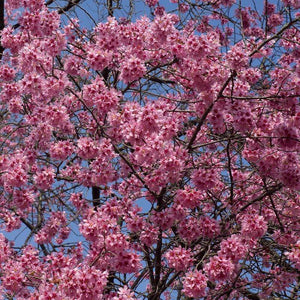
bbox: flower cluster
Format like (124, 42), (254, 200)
(286, 241), (300, 270)
(35, 211), (69, 244)
(120, 56), (146, 83)
(240, 214), (268, 240)
(204, 255), (235, 281)
(164, 246), (194, 271)
(0, 0), (299, 298)
(33, 167), (55, 190)
(182, 270), (208, 298)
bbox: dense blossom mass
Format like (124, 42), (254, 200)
(0, 0), (299, 299)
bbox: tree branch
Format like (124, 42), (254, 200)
(0, 0), (5, 60)
(187, 70), (237, 151)
(57, 0), (82, 14)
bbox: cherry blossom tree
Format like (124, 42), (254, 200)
(0, 0), (299, 299)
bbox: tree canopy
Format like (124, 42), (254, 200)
(0, 0), (299, 299)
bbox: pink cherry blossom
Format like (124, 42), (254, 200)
(0, 0), (299, 299)
(204, 255), (235, 282)
(165, 246), (194, 271)
(183, 270), (207, 298)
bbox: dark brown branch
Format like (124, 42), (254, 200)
(92, 66), (111, 210)
(187, 70), (237, 151)
(92, 186), (100, 209)
(57, 0), (82, 14)
(250, 17), (300, 57)
(239, 183), (283, 212)
(144, 247), (155, 287)
(107, 0), (113, 17)
(263, 179), (285, 232)
(45, 0), (55, 5)
(226, 138), (234, 204)
(19, 217), (49, 256)
(148, 231), (163, 300)
(147, 76), (176, 85)
(239, 289), (261, 300)
(0, 0), (5, 60)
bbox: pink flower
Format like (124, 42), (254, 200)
(286, 240), (300, 270)
(114, 286), (136, 300)
(192, 167), (220, 191)
(183, 270), (207, 298)
(140, 224), (159, 247)
(174, 187), (203, 209)
(50, 141), (74, 160)
(120, 56), (146, 83)
(0, 234), (12, 263)
(204, 255), (235, 281)
(241, 214), (267, 240)
(226, 43), (249, 70)
(145, 0), (159, 7)
(77, 137), (99, 159)
(165, 246), (194, 271)
(34, 167), (55, 190)
(87, 48), (113, 71)
(218, 235), (248, 263)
